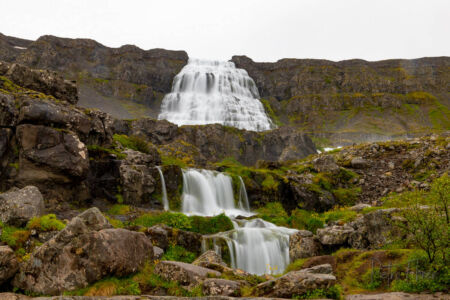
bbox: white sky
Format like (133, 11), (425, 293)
(1, 0), (449, 62)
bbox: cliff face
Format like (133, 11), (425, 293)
(0, 33), (188, 119)
(232, 56), (450, 145)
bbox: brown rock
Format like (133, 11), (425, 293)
(0, 186), (45, 226)
(289, 230), (322, 261)
(0, 246), (19, 285)
(154, 261), (221, 286)
(202, 278), (241, 296)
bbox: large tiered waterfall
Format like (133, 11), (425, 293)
(158, 59), (274, 132)
(180, 168), (296, 275)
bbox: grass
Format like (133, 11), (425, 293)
(161, 245), (196, 263)
(87, 145), (126, 159)
(113, 134), (151, 154)
(107, 204), (131, 215)
(0, 221), (30, 250)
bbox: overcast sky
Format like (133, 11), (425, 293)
(1, 0), (449, 62)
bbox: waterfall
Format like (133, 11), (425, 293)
(181, 168), (296, 275)
(156, 166), (169, 211)
(158, 58), (274, 132)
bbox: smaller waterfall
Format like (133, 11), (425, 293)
(156, 166), (169, 211)
(238, 176), (250, 212)
(181, 169), (251, 217)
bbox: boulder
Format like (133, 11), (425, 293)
(145, 224), (202, 254)
(348, 208), (401, 249)
(193, 250), (227, 267)
(0, 246), (19, 285)
(299, 264), (333, 275)
(317, 225), (355, 246)
(349, 203), (371, 212)
(202, 278), (241, 296)
(13, 207), (153, 295)
(153, 246), (164, 260)
(301, 255), (337, 272)
(289, 230), (322, 261)
(256, 270), (336, 298)
(154, 261), (221, 286)
(350, 157), (369, 169)
(0, 186), (45, 226)
(312, 155), (339, 173)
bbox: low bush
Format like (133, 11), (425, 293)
(27, 214), (66, 232)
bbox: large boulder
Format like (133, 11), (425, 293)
(0, 186), (44, 226)
(256, 270), (336, 298)
(154, 261), (221, 286)
(289, 230), (322, 261)
(0, 246), (19, 285)
(13, 207), (153, 295)
(312, 155), (339, 173)
(0, 92), (16, 126)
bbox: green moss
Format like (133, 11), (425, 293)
(290, 209), (324, 233)
(161, 245), (196, 263)
(115, 194), (124, 204)
(87, 145), (126, 159)
(313, 173), (334, 191)
(105, 216), (124, 228)
(26, 214), (66, 232)
(113, 134), (151, 154)
(93, 77), (110, 84)
(285, 258), (308, 273)
(261, 174), (279, 191)
(64, 277), (140, 296)
(256, 202), (289, 226)
(322, 208), (357, 224)
(260, 98), (283, 127)
(189, 214), (234, 234)
(0, 222), (30, 249)
(107, 204), (131, 215)
(9, 162), (19, 170)
(160, 155), (188, 168)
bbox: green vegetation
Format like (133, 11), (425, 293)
(9, 162), (19, 170)
(260, 98), (283, 127)
(64, 277), (140, 296)
(0, 221), (30, 250)
(26, 214), (66, 232)
(256, 202), (289, 226)
(161, 245), (196, 263)
(130, 212), (233, 235)
(294, 284), (343, 299)
(332, 187), (362, 206)
(285, 258), (308, 273)
(107, 204), (131, 215)
(113, 134), (151, 154)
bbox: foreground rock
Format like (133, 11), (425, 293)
(0, 186), (44, 226)
(154, 260), (221, 286)
(256, 269), (336, 298)
(193, 250), (227, 267)
(202, 278), (242, 296)
(145, 224), (202, 254)
(0, 294), (289, 300)
(13, 207), (153, 295)
(0, 246), (19, 285)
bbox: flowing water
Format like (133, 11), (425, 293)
(158, 59), (274, 132)
(156, 166), (169, 211)
(180, 168), (296, 275)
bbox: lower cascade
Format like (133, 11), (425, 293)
(158, 58), (274, 132)
(181, 168), (296, 275)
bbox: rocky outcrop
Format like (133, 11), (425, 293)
(256, 269), (336, 298)
(154, 260), (221, 286)
(289, 230), (322, 261)
(0, 186), (44, 226)
(317, 224), (355, 247)
(0, 62), (78, 104)
(145, 224), (203, 254)
(0, 246), (19, 285)
(13, 207), (153, 295)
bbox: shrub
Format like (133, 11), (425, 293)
(161, 245), (196, 263)
(332, 187), (361, 206)
(295, 284), (343, 299)
(391, 272), (449, 293)
(360, 267), (382, 290)
(113, 134), (151, 154)
(27, 214), (66, 232)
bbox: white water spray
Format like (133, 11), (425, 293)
(180, 168), (296, 275)
(156, 166), (169, 211)
(158, 59), (274, 132)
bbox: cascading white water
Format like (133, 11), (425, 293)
(181, 168), (296, 275)
(158, 59), (274, 132)
(156, 166), (169, 211)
